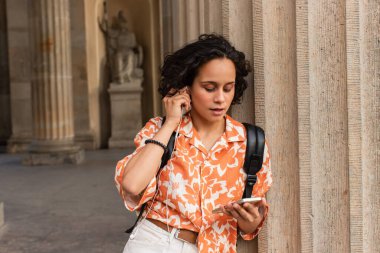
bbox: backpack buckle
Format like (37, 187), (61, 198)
(246, 174), (257, 186)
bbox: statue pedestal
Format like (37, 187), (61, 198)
(108, 80), (143, 148)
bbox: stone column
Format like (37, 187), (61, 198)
(220, 3), (258, 250)
(260, 0), (301, 252)
(5, 0), (33, 153)
(346, 0), (363, 252)
(184, 0), (202, 41)
(203, 0), (223, 34)
(295, 0), (313, 252)
(0, 202), (4, 227)
(171, 0), (187, 50)
(161, 0), (207, 52)
(309, 0), (350, 252)
(0, 0), (11, 149)
(24, 0), (84, 165)
(70, 0), (98, 149)
(222, 0), (255, 121)
(360, 1), (380, 251)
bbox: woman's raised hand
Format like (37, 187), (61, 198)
(162, 87), (191, 128)
(221, 197), (267, 234)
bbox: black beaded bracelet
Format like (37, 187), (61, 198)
(145, 139), (168, 153)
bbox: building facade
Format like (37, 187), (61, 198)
(0, 0), (379, 252)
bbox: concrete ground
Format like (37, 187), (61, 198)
(0, 149), (136, 253)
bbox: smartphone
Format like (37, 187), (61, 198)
(234, 197), (262, 205)
(212, 197), (262, 214)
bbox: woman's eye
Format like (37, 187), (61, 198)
(224, 85), (234, 92)
(205, 87), (215, 92)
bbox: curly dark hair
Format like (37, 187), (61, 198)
(159, 34), (252, 104)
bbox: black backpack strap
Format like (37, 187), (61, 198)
(242, 123), (265, 199)
(126, 116), (176, 233)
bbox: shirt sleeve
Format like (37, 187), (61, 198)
(241, 139), (273, 240)
(114, 117), (163, 212)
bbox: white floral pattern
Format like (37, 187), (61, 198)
(115, 114), (273, 253)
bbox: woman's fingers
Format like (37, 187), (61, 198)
(242, 203), (260, 219)
(224, 202), (261, 222)
(164, 92), (191, 112)
(233, 203), (255, 222)
(162, 90), (191, 127)
(166, 96), (191, 113)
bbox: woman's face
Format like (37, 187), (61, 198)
(189, 57), (236, 124)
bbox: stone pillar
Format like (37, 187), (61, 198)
(70, 0), (98, 149)
(184, 0), (202, 41)
(203, 0), (223, 34)
(171, 0), (187, 50)
(0, 202), (4, 227)
(24, 0), (84, 165)
(108, 81), (143, 148)
(360, 1), (380, 252)
(84, 0), (109, 148)
(295, 0), (313, 252)
(220, 1), (258, 250)
(346, 0), (363, 252)
(0, 0), (11, 149)
(161, 0), (208, 52)
(222, 0), (255, 121)
(309, 0), (350, 252)
(5, 0), (33, 153)
(260, 0), (301, 252)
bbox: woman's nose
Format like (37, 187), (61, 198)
(214, 89), (225, 103)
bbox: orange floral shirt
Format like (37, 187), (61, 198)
(115, 114), (272, 253)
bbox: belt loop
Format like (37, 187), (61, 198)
(169, 227), (177, 242)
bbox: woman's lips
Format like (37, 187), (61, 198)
(210, 108), (224, 116)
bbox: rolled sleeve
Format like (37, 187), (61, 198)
(240, 204), (269, 240)
(114, 117), (163, 211)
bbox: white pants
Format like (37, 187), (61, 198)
(123, 219), (198, 253)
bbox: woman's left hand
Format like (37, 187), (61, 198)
(221, 197), (267, 234)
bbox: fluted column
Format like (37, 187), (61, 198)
(346, 0), (363, 252)
(360, 1), (380, 252)
(0, 201), (4, 227)
(25, 0), (84, 165)
(222, 0), (255, 121)
(260, 0), (301, 252)
(309, 0), (350, 252)
(221, 1), (257, 251)
(295, 0), (313, 252)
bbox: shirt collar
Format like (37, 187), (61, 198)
(225, 114), (246, 142)
(178, 114), (193, 138)
(178, 114), (246, 143)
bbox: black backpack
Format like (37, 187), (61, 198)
(125, 120), (265, 233)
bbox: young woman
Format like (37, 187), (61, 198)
(115, 34), (272, 253)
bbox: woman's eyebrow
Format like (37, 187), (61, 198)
(200, 81), (235, 85)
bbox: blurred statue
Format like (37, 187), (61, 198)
(100, 11), (143, 84)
